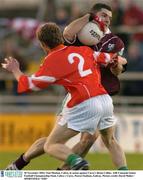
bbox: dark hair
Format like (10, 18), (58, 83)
(90, 3), (112, 13)
(36, 22), (64, 49)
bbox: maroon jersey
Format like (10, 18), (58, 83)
(64, 32), (124, 95)
(94, 33), (124, 95)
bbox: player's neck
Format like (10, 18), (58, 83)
(49, 44), (65, 53)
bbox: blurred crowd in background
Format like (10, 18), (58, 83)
(0, 0), (143, 96)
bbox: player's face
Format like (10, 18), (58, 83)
(96, 8), (112, 30)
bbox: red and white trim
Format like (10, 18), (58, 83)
(31, 74), (56, 82)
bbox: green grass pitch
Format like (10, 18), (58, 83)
(0, 152), (143, 170)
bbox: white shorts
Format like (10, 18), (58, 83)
(57, 94), (71, 116)
(58, 94), (117, 135)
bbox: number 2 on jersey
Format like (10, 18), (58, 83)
(68, 53), (92, 77)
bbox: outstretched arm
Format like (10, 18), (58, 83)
(1, 56), (56, 93)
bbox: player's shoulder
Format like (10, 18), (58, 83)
(99, 33), (124, 53)
(44, 46), (92, 61)
(66, 45), (93, 52)
(102, 33), (124, 46)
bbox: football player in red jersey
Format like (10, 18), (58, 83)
(5, 4), (128, 171)
(3, 22), (127, 170)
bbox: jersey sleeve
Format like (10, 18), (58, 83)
(93, 51), (114, 65)
(18, 57), (57, 93)
(63, 27), (77, 45)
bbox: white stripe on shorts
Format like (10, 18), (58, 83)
(58, 94), (117, 134)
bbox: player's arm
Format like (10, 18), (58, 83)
(93, 51), (114, 65)
(1, 56), (56, 93)
(63, 14), (90, 43)
(93, 52), (127, 68)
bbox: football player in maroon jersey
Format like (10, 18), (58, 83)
(54, 3), (127, 170)
(5, 3), (128, 170)
(60, 3), (128, 170)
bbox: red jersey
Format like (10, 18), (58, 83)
(18, 45), (113, 107)
(64, 33), (125, 95)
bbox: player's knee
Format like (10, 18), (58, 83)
(43, 141), (52, 155)
(80, 136), (95, 148)
(80, 132), (99, 148)
(102, 136), (115, 148)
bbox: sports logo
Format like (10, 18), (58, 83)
(0, 171), (4, 177)
(107, 43), (115, 51)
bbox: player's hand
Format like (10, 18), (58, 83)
(109, 55), (127, 76)
(108, 53), (118, 68)
(89, 13), (105, 32)
(1, 57), (20, 72)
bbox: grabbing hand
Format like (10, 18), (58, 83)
(108, 53), (118, 68)
(1, 57), (20, 72)
(109, 55), (127, 76)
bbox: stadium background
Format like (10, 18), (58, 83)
(0, 0), (143, 170)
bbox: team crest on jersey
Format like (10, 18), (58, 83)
(107, 43), (115, 51)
